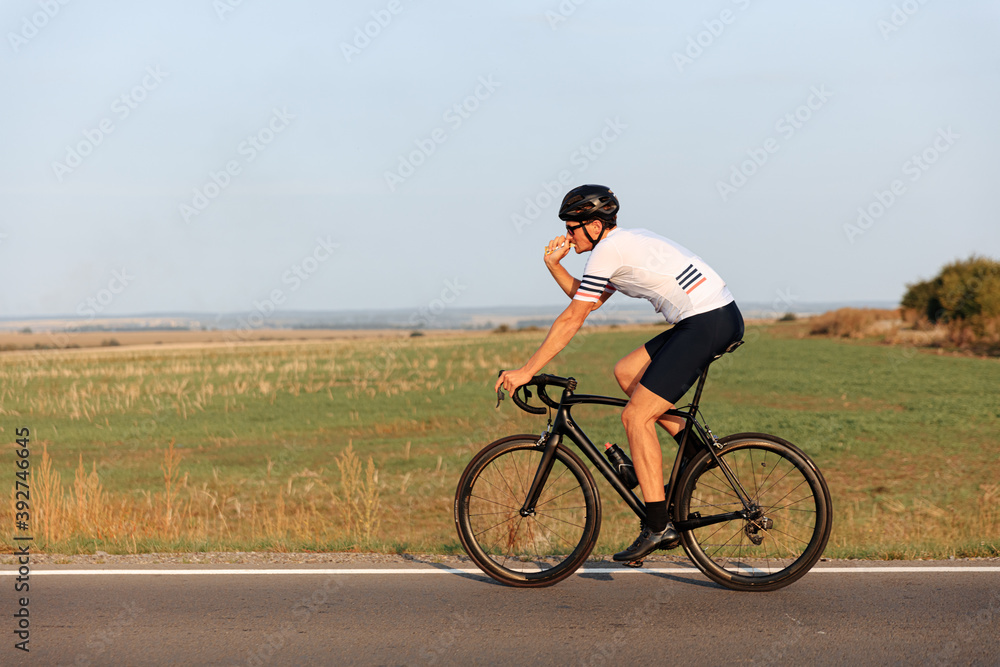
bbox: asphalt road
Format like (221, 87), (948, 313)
(3, 561), (999, 666)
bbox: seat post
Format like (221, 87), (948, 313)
(688, 366), (710, 410)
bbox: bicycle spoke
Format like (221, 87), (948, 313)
(542, 461), (573, 489)
(534, 509), (587, 530)
(481, 463), (522, 507)
(703, 522), (745, 558)
(756, 478), (810, 513)
(763, 524), (812, 548)
(688, 494), (740, 514)
(765, 496), (818, 513)
(474, 514), (519, 542)
(690, 476), (737, 498)
(529, 515), (582, 552)
(748, 447), (760, 500)
(483, 517), (517, 564)
(535, 484), (582, 510)
(745, 450), (793, 507)
(467, 493), (520, 513)
(754, 464), (798, 504)
(763, 511), (817, 533)
(494, 452), (529, 511)
(500, 515), (527, 566)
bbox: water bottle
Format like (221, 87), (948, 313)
(604, 443), (639, 489)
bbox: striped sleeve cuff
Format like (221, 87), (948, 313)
(573, 274), (610, 303)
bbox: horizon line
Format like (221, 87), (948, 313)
(0, 298), (903, 323)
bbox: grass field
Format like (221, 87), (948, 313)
(2, 323), (998, 558)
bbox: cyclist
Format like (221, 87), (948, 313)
(495, 184), (744, 562)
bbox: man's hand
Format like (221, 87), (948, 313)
(544, 234), (574, 268)
(495, 367), (535, 396)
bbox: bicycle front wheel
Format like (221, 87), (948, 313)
(676, 433), (832, 592)
(454, 434), (601, 588)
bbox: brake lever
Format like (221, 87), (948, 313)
(496, 369), (505, 409)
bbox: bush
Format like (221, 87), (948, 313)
(903, 256), (1000, 322)
(902, 256), (1000, 352)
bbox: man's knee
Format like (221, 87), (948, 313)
(614, 358), (631, 389)
(615, 351), (647, 393)
(621, 401), (654, 432)
(621, 405), (637, 432)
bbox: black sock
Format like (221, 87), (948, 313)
(646, 500), (668, 532)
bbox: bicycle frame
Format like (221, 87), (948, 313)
(517, 369), (757, 532)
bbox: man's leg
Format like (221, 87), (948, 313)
(620, 383), (673, 502)
(614, 346), (685, 436)
(613, 382), (680, 561)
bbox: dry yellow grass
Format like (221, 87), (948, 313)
(809, 308), (902, 338)
(0, 327), (467, 353)
(830, 485), (1000, 555)
(17, 438), (382, 553)
(810, 307), (999, 356)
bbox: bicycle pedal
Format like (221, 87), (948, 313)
(623, 558), (645, 568)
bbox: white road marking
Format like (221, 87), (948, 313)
(0, 566), (998, 576)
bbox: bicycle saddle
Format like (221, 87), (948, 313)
(713, 339), (744, 361)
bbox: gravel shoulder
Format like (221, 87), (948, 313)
(3, 551), (998, 567)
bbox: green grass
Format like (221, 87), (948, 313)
(2, 325), (998, 558)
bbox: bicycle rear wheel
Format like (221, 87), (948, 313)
(454, 434), (601, 587)
(676, 433), (832, 592)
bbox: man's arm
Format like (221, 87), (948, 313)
(543, 234), (611, 310)
(544, 234), (580, 298)
(546, 259), (580, 299)
(495, 299), (592, 393)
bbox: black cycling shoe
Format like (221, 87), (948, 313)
(613, 523), (680, 562)
(659, 534), (682, 551)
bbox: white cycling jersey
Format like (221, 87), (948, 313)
(572, 227), (734, 324)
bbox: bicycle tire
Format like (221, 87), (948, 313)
(454, 434), (601, 588)
(675, 433), (832, 592)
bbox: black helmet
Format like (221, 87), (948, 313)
(558, 184), (619, 223)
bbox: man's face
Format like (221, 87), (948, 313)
(565, 220), (600, 252)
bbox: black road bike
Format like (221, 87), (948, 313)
(454, 341), (833, 590)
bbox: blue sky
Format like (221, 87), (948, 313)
(1, 0), (998, 320)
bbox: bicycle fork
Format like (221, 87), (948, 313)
(518, 429), (559, 517)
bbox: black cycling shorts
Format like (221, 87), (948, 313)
(639, 300), (744, 404)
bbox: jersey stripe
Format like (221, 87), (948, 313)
(680, 271), (702, 290)
(574, 274), (610, 302)
(685, 277), (707, 294)
(676, 263), (706, 290)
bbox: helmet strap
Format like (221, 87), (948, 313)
(582, 221), (609, 247)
